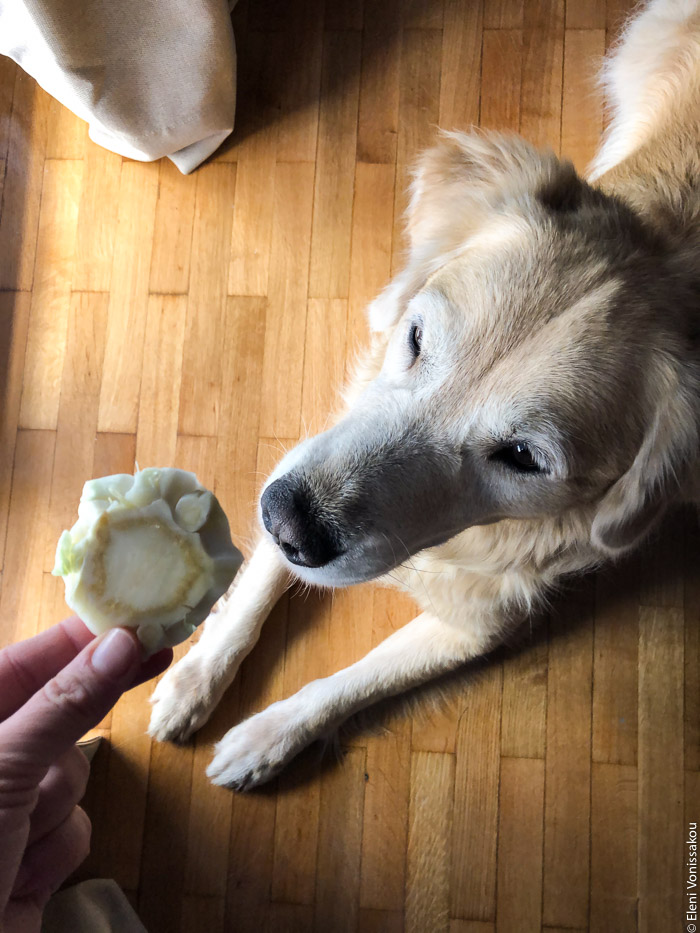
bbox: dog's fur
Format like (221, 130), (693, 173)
(149, 0), (700, 789)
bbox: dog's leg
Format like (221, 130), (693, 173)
(148, 538), (290, 743)
(206, 611), (498, 790)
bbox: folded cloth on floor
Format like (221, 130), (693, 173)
(42, 879), (148, 933)
(0, 0), (237, 173)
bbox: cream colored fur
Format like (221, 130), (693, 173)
(149, 0), (700, 789)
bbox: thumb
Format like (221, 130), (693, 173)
(0, 628), (142, 779)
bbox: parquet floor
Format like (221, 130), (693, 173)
(1, 1), (698, 931)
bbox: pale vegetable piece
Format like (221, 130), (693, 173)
(53, 468), (243, 654)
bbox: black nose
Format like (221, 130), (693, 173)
(260, 478), (343, 568)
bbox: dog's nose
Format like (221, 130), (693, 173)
(261, 478), (343, 568)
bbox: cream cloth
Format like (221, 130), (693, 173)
(42, 879), (148, 933)
(0, 0), (237, 173)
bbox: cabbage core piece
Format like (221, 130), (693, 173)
(53, 468), (243, 653)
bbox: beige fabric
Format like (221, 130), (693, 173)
(0, 0), (237, 174)
(42, 879), (148, 933)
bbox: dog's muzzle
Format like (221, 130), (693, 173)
(261, 477), (345, 569)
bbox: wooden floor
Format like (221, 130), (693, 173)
(1, 1), (698, 931)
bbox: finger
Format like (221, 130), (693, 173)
(12, 806), (91, 901)
(27, 747), (90, 846)
(0, 618), (93, 722)
(3, 893), (46, 933)
(0, 628), (141, 778)
(130, 647), (173, 688)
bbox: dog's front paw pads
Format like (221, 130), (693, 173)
(148, 659), (216, 744)
(206, 704), (306, 790)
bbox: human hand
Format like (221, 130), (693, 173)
(0, 618), (172, 933)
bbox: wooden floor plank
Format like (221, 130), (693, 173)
(450, 664), (502, 922)
(590, 762), (637, 933)
(177, 164), (237, 437)
(0, 430), (56, 645)
(500, 635), (547, 759)
(638, 606), (685, 932)
(0, 292), (31, 572)
(135, 294), (188, 468)
(19, 159), (83, 430)
(593, 560), (639, 765)
(72, 143), (122, 292)
(313, 746), (366, 932)
(44, 99), (87, 160)
(360, 713), (411, 911)
(520, 0), (565, 151)
(568, 0), (605, 28)
(686, 509), (700, 771)
(149, 159), (196, 295)
(406, 751), (455, 933)
(181, 895), (225, 933)
(483, 0), (523, 29)
(300, 298), (348, 436)
(356, 0), (402, 164)
(44, 293), (108, 571)
(271, 591), (330, 905)
(639, 511), (686, 610)
(393, 26), (443, 275)
(543, 586), (594, 930)
(215, 297), (267, 548)
(324, 0), (363, 31)
(98, 162), (159, 433)
(685, 771), (700, 931)
(271, 0), (324, 163)
(404, 0), (444, 30)
(227, 32), (278, 297)
(308, 30), (361, 299)
(259, 162), (315, 438)
(496, 757), (545, 933)
(480, 29), (522, 132)
(0, 75), (49, 290)
(267, 903), (315, 933)
(561, 29), (606, 172)
(224, 790), (276, 933)
(359, 907), (405, 933)
(346, 162), (395, 376)
(138, 739), (194, 933)
(440, 0), (483, 130)
(450, 922), (495, 933)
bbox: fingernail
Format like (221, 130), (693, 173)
(91, 628), (139, 678)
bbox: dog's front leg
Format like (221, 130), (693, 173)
(207, 611), (497, 790)
(148, 538), (290, 743)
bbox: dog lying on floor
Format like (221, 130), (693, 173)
(149, 0), (700, 789)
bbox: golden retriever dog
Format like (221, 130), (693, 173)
(149, 0), (700, 789)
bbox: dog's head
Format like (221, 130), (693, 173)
(261, 132), (699, 585)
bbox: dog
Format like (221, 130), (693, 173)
(148, 0), (700, 789)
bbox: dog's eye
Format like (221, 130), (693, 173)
(409, 323), (423, 358)
(492, 442), (543, 474)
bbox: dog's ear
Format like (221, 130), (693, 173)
(368, 130), (588, 333)
(590, 374), (698, 556)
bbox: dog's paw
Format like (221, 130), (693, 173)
(206, 702), (309, 791)
(148, 657), (217, 744)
